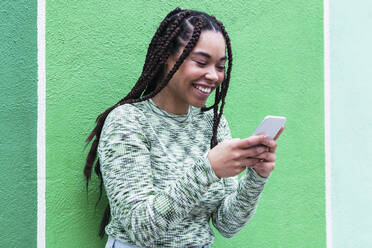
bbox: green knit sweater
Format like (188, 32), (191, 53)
(98, 99), (267, 248)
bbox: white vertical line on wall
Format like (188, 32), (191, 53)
(324, 0), (332, 247)
(37, 0), (46, 247)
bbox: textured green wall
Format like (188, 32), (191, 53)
(330, 0), (372, 247)
(46, 1), (324, 247)
(0, 1), (38, 247)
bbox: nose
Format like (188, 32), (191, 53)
(205, 66), (219, 82)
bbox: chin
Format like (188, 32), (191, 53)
(190, 100), (208, 108)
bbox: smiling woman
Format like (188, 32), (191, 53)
(83, 7), (282, 248)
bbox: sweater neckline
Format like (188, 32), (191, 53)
(146, 99), (192, 123)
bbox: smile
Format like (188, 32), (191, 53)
(193, 84), (212, 94)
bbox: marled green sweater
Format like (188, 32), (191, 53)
(98, 99), (267, 248)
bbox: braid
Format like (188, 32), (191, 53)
(136, 11), (192, 99)
(84, 8), (233, 238)
(143, 7), (182, 66)
(151, 17), (203, 96)
(216, 19), (233, 120)
(209, 16), (233, 148)
(210, 86), (220, 147)
(144, 11), (191, 76)
(114, 11), (191, 103)
(122, 16), (203, 105)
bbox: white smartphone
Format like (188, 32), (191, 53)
(252, 115), (286, 139)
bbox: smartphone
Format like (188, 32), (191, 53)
(252, 115), (286, 139)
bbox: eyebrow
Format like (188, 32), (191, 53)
(192, 51), (227, 61)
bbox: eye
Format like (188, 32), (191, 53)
(195, 61), (207, 66)
(216, 65), (226, 71)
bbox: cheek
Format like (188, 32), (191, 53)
(186, 67), (203, 78)
(218, 72), (225, 83)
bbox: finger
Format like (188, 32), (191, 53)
(268, 139), (278, 153)
(253, 161), (275, 176)
(262, 138), (277, 150)
(240, 145), (269, 158)
(240, 158), (261, 167)
(274, 126), (285, 141)
(237, 135), (268, 149)
(254, 152), (276, 162)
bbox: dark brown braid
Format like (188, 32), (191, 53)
(84, 8), (234, 238)
(208, 16), (233, 148)
(142, 8), (182, 67)
(141, 11), (192, 90)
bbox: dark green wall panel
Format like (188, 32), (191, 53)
(0, 1), (38, 247)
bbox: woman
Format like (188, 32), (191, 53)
(84, 8), (283, 248)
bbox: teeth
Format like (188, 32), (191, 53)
(194, 85), (211, 94)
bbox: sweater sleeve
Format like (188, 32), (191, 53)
(98, 105), (220, 246)
(211, 116), (268, 238)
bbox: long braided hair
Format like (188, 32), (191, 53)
(84, 8), (233, 238)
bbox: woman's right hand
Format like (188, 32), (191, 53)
(208, 135), (271, 178)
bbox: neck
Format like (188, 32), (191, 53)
(152, 90), (189, 115)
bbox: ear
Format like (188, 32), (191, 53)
(164, 55), (176, 73)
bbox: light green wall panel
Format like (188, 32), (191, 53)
(330, 0), (372, 247)
(46, 1), (324, 247)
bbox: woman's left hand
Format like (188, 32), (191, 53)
(250, 126), (285, 178)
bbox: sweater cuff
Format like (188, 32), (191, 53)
(247, 167), (268, 183)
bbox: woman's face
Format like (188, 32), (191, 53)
(154, 30), (226, 114)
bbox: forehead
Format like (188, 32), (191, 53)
(192, 31), (226, 59)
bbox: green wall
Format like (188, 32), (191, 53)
(5, 0), (372, 247)
(0, 1), (38, 247)
(46, 1), (324, 247)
